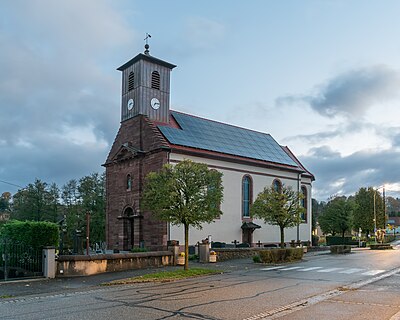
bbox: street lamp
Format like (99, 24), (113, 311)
(373, 185), (385, 243)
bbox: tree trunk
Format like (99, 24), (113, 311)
(184, 223), (189, 271)
(280, 226), (285, 248)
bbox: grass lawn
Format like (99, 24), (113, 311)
(102, 268), (222, 285)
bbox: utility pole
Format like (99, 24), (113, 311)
(86, 212), (90, 255)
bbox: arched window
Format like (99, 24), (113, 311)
(128, 72), (134, 91)
(151, 71), (160, 90)
(272, 179), (282, 193)
(242, 175), (252, 218)
(301, 186), (307, 222)
(127, 174), (132, 191)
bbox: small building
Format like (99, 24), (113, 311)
(104, 46), (314, 251)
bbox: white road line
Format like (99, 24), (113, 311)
(280, 267), (302, 271)
(298, 267), (323, 272)
(362, 269), (386, 276)
(339, 268), (365, 274)
(260, 266), (285, 271)
(317, 268), (343, 273)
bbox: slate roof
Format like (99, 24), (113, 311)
(157, 111), (301, 169)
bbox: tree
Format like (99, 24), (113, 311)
(61, 173), (106, 251)
(251, 184), (304, 248)
(141, 160), (223, 270)
(78, 172), (106, 245)
(12, 179), (59, 222)
(318, 197), (353, 239)
(353, 187), (385, 235)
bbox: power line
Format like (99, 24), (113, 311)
(0, 179), (24, 188)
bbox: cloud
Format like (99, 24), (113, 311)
(278, 65), (400, 118)
(0, 0), (134, 193)
(300, 146), (400, 201)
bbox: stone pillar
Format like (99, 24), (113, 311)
(167, 240), (180, 266)
(198, 244), (210, 263)
(42, 247), (56, 279)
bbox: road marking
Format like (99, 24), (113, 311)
(243, 266), (400, 320)
(362, 269), (386, 276)
(298, 267), (323, 271)
(280, 267), (302, 271)
(260, 266), (285, 271)
(317, 268), (343, 273)
(339, 268), (365, 274)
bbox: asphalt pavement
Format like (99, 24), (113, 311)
(0, 248), (356, 299)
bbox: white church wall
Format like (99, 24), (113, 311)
(168, 153), (312, 246)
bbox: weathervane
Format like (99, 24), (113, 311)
(144, 33), (151, 55)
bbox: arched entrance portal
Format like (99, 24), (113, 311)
(121, 207), (143, 251)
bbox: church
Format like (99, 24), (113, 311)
(104, 45), (314, 251)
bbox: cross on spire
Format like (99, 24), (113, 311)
(144, 33), (151, 55)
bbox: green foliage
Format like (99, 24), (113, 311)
(0, 220), (59, 249)
(258, 248), (303, 263)
(318, 197), (353, 238)
(141, 160), (223, 270)
(188, 254), (199, 261)
(60, 173), (106, 251)
(252, 255), (262, 263)
(11, 179), (59, 222)
(251, 185), (304, 248)
(353, 187), (385, 234)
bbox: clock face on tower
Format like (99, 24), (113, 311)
(150, 98), (160, 110)
(127, 99), (134, 111)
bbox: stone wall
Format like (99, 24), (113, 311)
(214, 248), (263, 261)
(57, 251), (173, 277)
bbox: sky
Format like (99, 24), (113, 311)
(1, 0), (400, 201)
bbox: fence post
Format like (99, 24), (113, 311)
(42, 247), (56, 279)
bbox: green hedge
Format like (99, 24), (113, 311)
(258, 248), (303, 263)
(0, 220), (59, 249)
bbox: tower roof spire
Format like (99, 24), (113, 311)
(144, 33), (151, 55)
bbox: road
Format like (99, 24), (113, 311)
(1, 245), (399, 320)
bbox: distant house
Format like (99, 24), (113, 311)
(387, 216), (400, 233)
(104, 47), (314, 251)
(0, 212), (10, 222)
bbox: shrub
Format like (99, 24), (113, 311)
(330, 245), (351, 254)
(312, 235), (319, 246)
(0, 220), (59, 249)
(258, 248), (303, 263)
(253, 255), (262, 263)
(188, 254), (199, 261)
(369, 244), (393, 250)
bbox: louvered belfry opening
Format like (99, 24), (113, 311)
(128, 72), (134, 91)
(151, 71), (160, 90)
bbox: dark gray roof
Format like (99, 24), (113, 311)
(117, 53), (176, 71)
(158, 111), (298, 167)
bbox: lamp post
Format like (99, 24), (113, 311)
(373, 185), (385, 243)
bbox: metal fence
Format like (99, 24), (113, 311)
(0, 239), (43, 281)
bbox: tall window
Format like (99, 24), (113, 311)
(301, 186), (307, 222)
(242, 175), (252, 218)
(127, 174), (132, 191)
(151, 71), (160, 90)
(273, 179), (282, 192)
(128, 72), (134, 91)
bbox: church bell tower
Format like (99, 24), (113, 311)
(117, 43), (176, 123)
